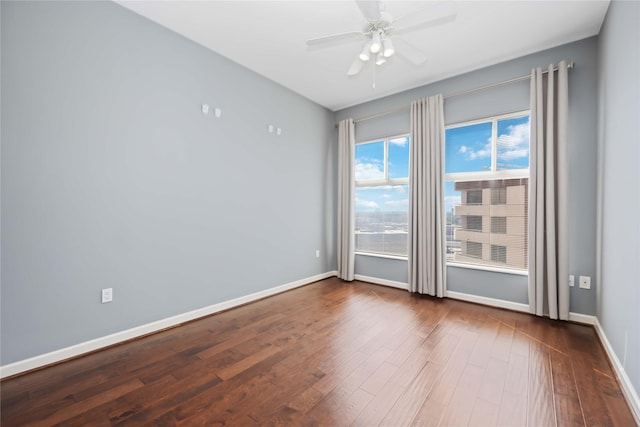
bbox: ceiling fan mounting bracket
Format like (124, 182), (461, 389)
(362, 20), (393, 38)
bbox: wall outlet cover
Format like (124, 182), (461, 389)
(101, 288), (113, 303)
(579, 276), (591, 289)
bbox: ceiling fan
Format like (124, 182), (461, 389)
(306, 1), (457, 77)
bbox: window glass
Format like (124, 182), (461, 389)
(445, 122), (492, 173)
(466, 190), (483, 205)
(388, 136), (410, 179)
(466, 241), (483, 258)
(355, 135), (410, 257)
(466, 216), (482, 231)
(491, 217), (507, 234)
(355, 186), (408, 213)
(491, 245), (507, 263)
(444, 113), (529, 271)
(491, 187), (507, 205)
(355, 141), (384, 181)
(497, 116), (530, 170)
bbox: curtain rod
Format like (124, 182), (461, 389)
(337, 61), (575, 126)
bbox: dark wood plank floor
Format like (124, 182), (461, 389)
(1, 278), (636, 426)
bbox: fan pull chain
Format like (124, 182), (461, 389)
(372, 60), (376, 89)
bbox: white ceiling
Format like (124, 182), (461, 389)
(117, 1), (609, 111)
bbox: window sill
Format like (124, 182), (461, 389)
(355, 252), (408, 261)
(446, 262), (528, 276)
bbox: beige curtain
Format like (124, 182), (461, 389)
(408, 95), (446, 296)
(337, 118), (355, 281)
(529, 61), (570, 320)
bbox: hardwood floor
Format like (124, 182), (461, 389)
(1, 278), (636, 426)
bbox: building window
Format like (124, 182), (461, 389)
(354, 135), (410, 257)
(491, 187), (506, 205)
(466, 189), (483, 205)
(444, 112), (529, 271)
(491, 217), (507, 234)
(465, 241), (483, 258)
(491, 245), (507, 263)
(465, 215), (483, 231)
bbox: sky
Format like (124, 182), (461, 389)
(354, 116), (529, 214)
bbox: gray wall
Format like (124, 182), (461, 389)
(0, 1), (336, 365)
(336, 37), (600, 314)
(597, 0), (640, 406)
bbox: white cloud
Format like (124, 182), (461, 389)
(394, 185), (407, 194)
(389, 137), (408, 147)
(384, 199), (408, 207)
(461, 141), (491, 160)
(497, 122), (529, 160)
(356, 198), (379, 209)
(374, 185), (407, 192)
(355, 161), (384, 180)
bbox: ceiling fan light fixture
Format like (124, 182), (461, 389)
(382, 38), (394, 58)
(370, 30), (382, 53)
(359, 42), (371, 61)
(375, 51), (386, 66)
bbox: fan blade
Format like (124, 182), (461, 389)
(306, 31), (363, 48)
(393, 38), (427, 65)
(393, 1), (456, 35)
(356, 0), (381, 21)
(347, 56), (364, 76)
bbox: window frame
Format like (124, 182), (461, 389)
(354, 133), (411, 259)
(444, 111), (530, 275)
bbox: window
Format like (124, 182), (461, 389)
(355, 135), (410, 257)
(491, 188), (506, 205)
(465, 241), (483, 258)
(444, 112), (529, 271)
(491, 245), (507, 263)
(491, 217), (507, 234)
(465, 215), (482, 231)
(466, 190), (483, 205)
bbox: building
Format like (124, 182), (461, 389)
(452, 179), (528, 270)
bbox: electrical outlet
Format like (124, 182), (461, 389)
(101, 288), (113, 304)
(316, 249), (320, 258)
(579, 276), (591, 289)
(569, 275), (574, 287)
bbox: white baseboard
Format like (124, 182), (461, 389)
(354, 277), (597, 326)
(354, 274), (409, 290)
(568, 311), (597, 325)
(352, 276), (531, 314)
(445, 290), (530, 313)
(0, 271), (337, 379)
(594, 318), (640, 425)
(445, 291), (597, 326)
